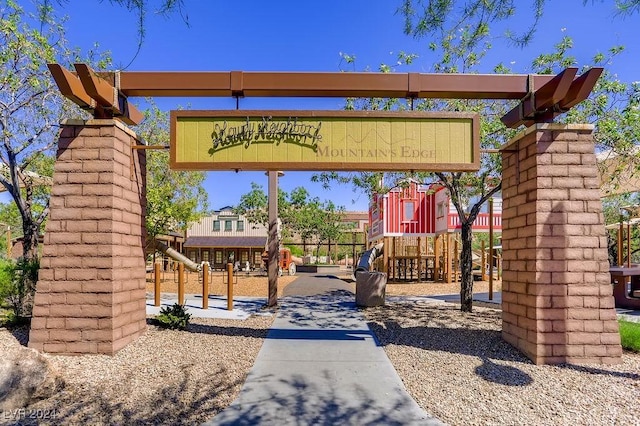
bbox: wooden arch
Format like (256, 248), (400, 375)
(49, 64), (602, 128)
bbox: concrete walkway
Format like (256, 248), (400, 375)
(203, 274), (442, 425)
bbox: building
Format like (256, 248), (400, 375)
(367, 181), (502, 282)
(183, 207), (267, 270)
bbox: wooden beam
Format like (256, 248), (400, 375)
(118, 71), (556, 99)
(74, 63), (117, 109)
(73, 63), (144, 125)
(501, 68), (580, 128)
(47, 64), (94, 109)
(558, 68), (603, 110)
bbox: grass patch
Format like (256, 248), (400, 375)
(618, 319), (640, 353)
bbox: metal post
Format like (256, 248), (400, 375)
(227, 261), (234, 311)
(267, 171), (279, 307)
(154, 263), (161, 307)
(202, 262), (209, 309)
(178, 263), (185, 305)
(489, 197), (494, 300)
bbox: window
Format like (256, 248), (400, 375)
(437, 202), (445, 218)
(213, 220), (220, 231)
(237, 220), (244, 232)
(254, 251), (263, 265)
(215, 250), (223, 264)
(202, 251), (209, 262)
(189, 251), (197, 263)
(240, 251), (249, 262)
(402, 200), (416, 221)
(224, 220), (232, 232)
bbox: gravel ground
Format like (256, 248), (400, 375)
(1, 316), (273, 426)
(2, 275), (638, 426)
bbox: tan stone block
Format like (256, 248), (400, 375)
(599, 309), (618, 321)
(97, 342), (115, 355)
(568, 332), (601, 345)
(602, 320), (620, 333)
(42, 342), (68, 353)
(82, 161), (115, 173)
(82, 329), (114, 341)
(565, 319), (585, 332)
(81, 280), (114, 293)
(535, 308), (567, 321)
(49, 329), (82, 342)
(565, 345), (585, 357)
(50, 281), (83, 293)
(51, 184), (83, 197)
(67, 172), (100, 185)
(81, 257), (114, 269)
(600, 332), (621, 345)
(79, 304), (114, 317)
(112, 335), (133, 354)
(66, 318), (99, 330)
(46, 318), (66, 329)
(65, 342), (98, 354)
(65, 293), (96, 306)
(48, 303), (75, 317)
(606, 345), (623, 357)
(568, 307), (600, 320)
(66, 220), (98, 233)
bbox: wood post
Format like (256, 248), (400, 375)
(178, 263), (185, 305)
(489, 197), (494, 300)
(481, 240), (486, 281)
(154, 263), (161, 307)
(202, 262), (209, 309)
(434, 235), (440, 282)
(417, 236), (422, 283)
(227, 261), (234, 311)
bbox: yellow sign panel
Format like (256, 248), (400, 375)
(170, 110), (479, 171)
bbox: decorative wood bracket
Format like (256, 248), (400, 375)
(500, 68), (603, 128)
(48, 63), (143, 126)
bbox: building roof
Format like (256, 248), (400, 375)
(184, 236), (267, 248)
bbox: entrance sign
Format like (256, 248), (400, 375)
(170, 110), (480, 172)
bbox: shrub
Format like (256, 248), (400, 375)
(155, 303), (191, 330)
(0, 258), (39, 324)
(619, 319), (640, 353)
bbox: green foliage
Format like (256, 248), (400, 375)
(0, 257), (39, 322)
(136, 104), (209, 238)
(0, 1), (110, 264)
(155, 303), (191, 330)
(618, 320), (640, 353)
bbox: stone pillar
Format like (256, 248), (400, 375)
(29, 119), (147, 355)
(500, 123), (622, 365)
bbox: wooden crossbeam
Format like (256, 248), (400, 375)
(47, 64), (94, 110)
(558, 68), (603, 110)
(501, 68), (603, 128)
(49, 64), (601, 128)
(74, 63), (117, 110)
(48, 64), (143, 126)
(501, 68), (578, 128)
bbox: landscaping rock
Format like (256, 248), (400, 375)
(0, 346), (64, 411)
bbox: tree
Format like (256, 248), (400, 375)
(0, 1), (110, 316)
(135, 104), (208, 241)
(235, 184), (347, 262)
(399, 1), (639, 51)
(39, 0), (189, 68)
(0, 1), (111, 261)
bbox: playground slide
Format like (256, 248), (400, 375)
(355, 242), (384, 274)
(154, 239), (201, 272)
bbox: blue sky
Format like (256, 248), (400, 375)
(27, 0), (640, 211)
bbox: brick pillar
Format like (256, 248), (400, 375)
(29, 119), (147, 355)
(500, 123), (622, 365)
